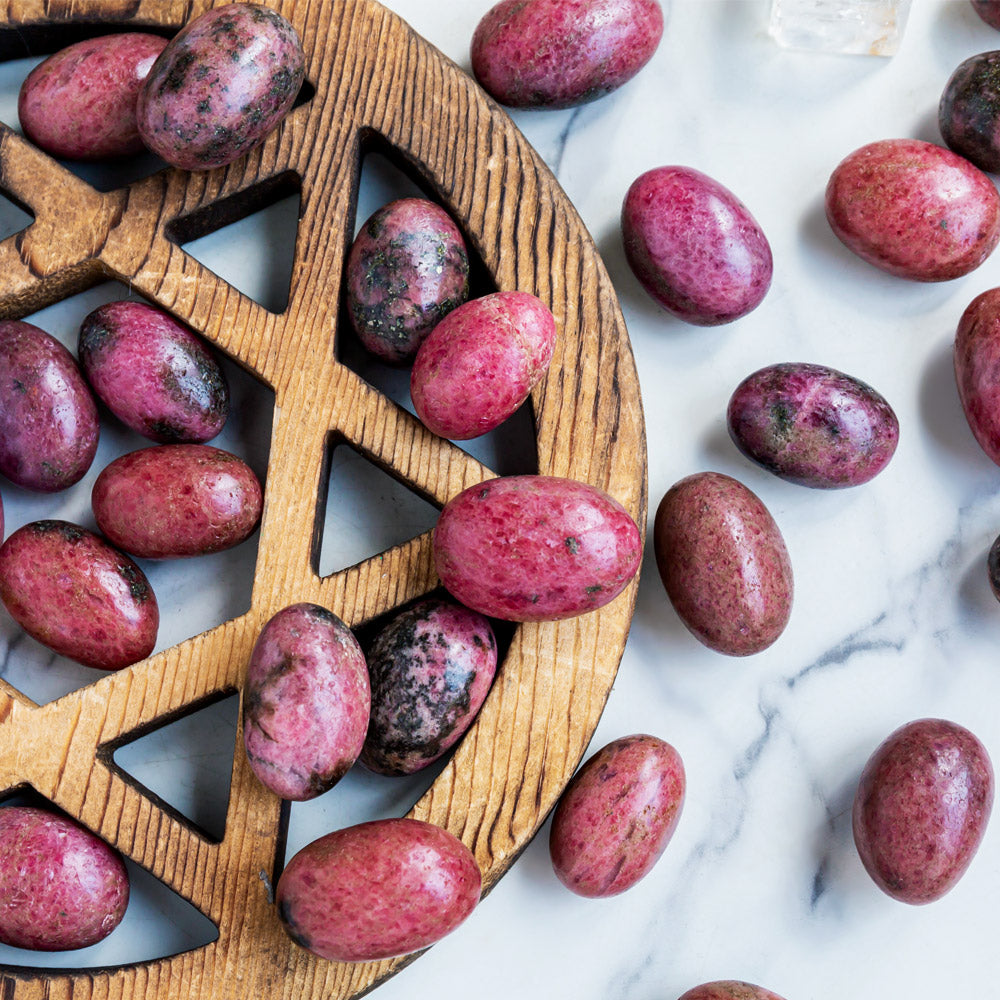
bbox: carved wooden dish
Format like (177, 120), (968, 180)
(0, 1), (647, 997)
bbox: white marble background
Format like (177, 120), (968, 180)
(3, 1), (1000, 997)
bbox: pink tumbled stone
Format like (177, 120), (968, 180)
(853, 718), (994, 904)
(825, 138), (1000, 281)
(622, 165), (772, 325)
(410, 291), (556, 440)
(92, 444), (263, 559)
(78, 300), (229, 444)
(276, 818), (481, 961)
(18, 33), (167, 160)
(243, 603), (370, 801)
(433, 474), (641, 622)
(0, 806), (129, 951)
(0, 519), (158, 671)
(471, 0), (664, 109)
(550, 734), (685, 897)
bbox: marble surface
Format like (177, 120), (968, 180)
(3, 1), (1000, 997)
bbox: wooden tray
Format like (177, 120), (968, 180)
(0, 2), (647, 997)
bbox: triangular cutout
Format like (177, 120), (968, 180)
(350, 148), (429, 233)
(459, 398), (540, 477)
(106, 692), (239, 844)
(0, 280), (272, 707)
(315, 440), (441, 578)
(167, 173), (301, 314)
(0, 787), (218, 969)
(0, 188), (33, 240)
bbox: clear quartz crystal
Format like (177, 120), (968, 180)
(768, 0), (912, 56)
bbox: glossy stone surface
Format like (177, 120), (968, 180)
(78, 300), (229, 444)
(939, 49), (1000, 173)
(852, 718), (994, 904)
(0, 520), (158, 671)
(654, 472), (793, 656)
(243, 603), (370, 801)
(0, 319), (99, 493)
(954, 287), (1000, 467)
(727, 362), (899, 488)
(136, 3), (305, 170)
(621, 166), (772, 325)
(361, 599), (497, 776)
(549, 734), (685, 897)
(5, 5), (1000, 993)
(345, 198), (469, 363)
(92, 444), (263, 559)
(678, 982), (788, 1000)
(276, 818), (481, 961)
(18, 33), (167, 160)
(410, 291), (556, 440)
(0, 807), (129, 951)
(825, 138), (1000, 281)
(471, 0), (664, 109)
(433, 475), (642, 622)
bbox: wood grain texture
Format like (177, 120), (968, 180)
(0, 1), (647, 997)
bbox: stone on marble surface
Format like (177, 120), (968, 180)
(852, 718), (994, 904)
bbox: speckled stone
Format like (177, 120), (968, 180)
(410, 290), (556, 440)
(471, 0), (664, 109)
(361, 598), (497, 776)
(621, 166), (772, 326)
(276, 817), (481, 962)
(0, 806), (129, 951)
(727, 362), (899, 489)
(18, 33), (167, 160)
(825, 138), (1000, 281)
(243, 603), (370, 801)
(549, 734), (685, 898)
(78, 300), (229, 444)
(0, 319), (99, 493)
(653, 471), (793, 656)
(345, 198), (470, 363)
(92, 444), (263, 559)
(0, 519), (158, 671)
(136, 3), (305, 170)
(940, 50), (1000, 174)
(955, 287), (1000, 468)
(678, 981), (788, 1000)
(433, 475), (642, 622)
(852, 718), (994, 904)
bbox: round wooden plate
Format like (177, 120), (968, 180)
(0, 1), (647, 997)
